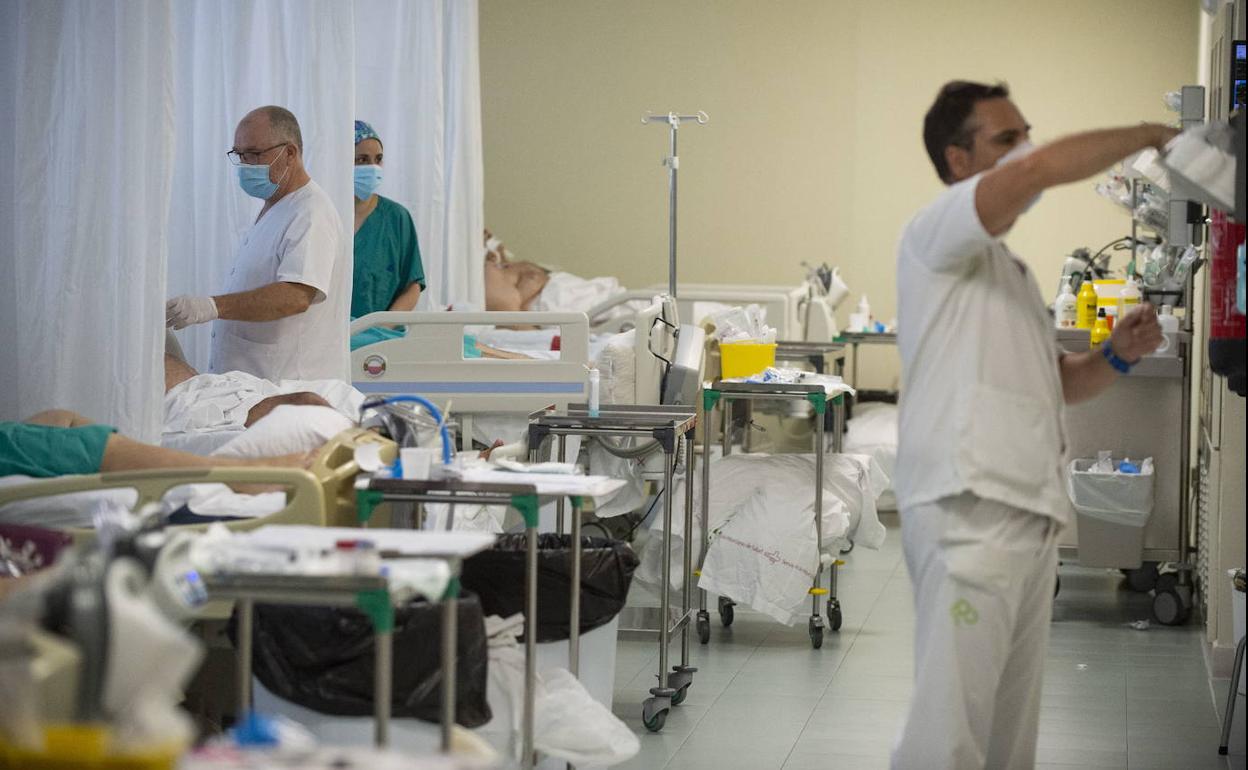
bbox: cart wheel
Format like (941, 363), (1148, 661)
(1124, 562), (1160, 593)
(671, 685), (689, 706)
(839, 539), (855, 555)
(1154, 572), (1179, 594)
(1152, 586), (1192, 626)
(642, 708), (668, 733)
(696, 612), (711, 645)
(826, 598), (843, 632)
(718, 597), (735, 628)
(808, 617), (824, 649)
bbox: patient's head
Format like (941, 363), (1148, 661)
(245, 392), (332, 427)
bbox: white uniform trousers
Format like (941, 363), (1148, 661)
(891, 493), (1060, 770)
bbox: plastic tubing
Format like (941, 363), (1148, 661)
(376, 395), (453, 465)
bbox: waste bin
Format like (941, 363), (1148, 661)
(1066, 458), (1155, 568)
(232, 592), (491, 727)
(459, 534), (638, 643)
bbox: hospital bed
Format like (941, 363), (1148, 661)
(587, 280), (839, 343)
(349, 303), (680, 447)
(0, 428), (397, 536)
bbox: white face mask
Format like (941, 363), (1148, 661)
(996, 140), (1041, 213)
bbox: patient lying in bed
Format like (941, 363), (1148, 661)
(483, 229), (625, 317)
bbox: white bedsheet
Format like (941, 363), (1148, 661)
(161, 371), (363, 448)
(636, 452), (889, 625)
(533, 271), (625, 315)
(0, 475), (285, 528)
(843, 402), (898, 511)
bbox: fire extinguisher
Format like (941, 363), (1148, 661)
(1207, 209), (1246, 396)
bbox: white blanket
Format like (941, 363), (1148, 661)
(162, 371), (363, 443)
(637, 452), (889, 625)
(843, 402), (899, 511)
(532, 272), (624, 315)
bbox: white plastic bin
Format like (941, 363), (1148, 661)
(1066, 458), (1155, 568)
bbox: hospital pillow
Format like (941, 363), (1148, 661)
(212, 405), (354, 458)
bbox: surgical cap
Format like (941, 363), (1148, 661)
(354, 120), (382, 148)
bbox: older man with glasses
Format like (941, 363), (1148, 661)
(165, 105), (349, 381)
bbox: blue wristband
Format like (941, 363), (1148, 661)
(1101, 343), (1134, 373)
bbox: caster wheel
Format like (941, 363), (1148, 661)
(808, 617), (824, 649)
(1152, 587), (1192, 626)
(718, 597), (735, 628)
(826, 598), (843, 632)
(839, 539), (855, 555)
(671, 685), (689, 706)
(1124, 563), (1159, 593)
(1155, 572), (1179, 593)
(642, 708), (668, 733)
(696, 613), (711, 645)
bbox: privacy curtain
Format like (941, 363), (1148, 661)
(166, 0), (357, 373)
(353, 0), (486, 312)
(0, 1), (174, 440)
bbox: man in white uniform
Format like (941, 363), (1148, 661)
(891, 81), (1171, 769)
(166, 106), (349, 382)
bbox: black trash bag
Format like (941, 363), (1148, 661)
(459, 534), (639, 643)
(229, 592), (491, 727)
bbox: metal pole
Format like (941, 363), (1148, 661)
(569, 500), (582, 678)
(375, 625), (393, 748)
(440, 594), (458, 753)
(523, 523), (537, 769)
(657, 449), (675, 690)
(668, 121), (679, 298)
(680, 432), (695, 665)
(557, 435), (567, 534)
(813, 400), (825, 618)
(699, 400), (713, 617)
(236, 598), (254, 718)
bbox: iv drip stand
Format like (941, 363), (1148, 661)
(643, 111), (708, 299)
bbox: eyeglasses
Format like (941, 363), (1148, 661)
(226, 142), (288, 166)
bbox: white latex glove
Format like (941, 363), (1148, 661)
(165, 295), (218, 329)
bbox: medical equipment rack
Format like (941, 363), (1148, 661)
(700, 381), (847, 649)
(774, 340), (848, 377)
(834, 331), (897, 391)
(354, 479), (546, 769)
(527, 404), (699, 734)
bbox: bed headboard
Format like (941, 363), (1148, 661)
(349, 311), (590, 414)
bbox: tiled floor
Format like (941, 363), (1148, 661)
(611, 512), (1245, 769)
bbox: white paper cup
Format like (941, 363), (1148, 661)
(400, 447), (438, 480)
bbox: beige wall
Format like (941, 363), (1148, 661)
(480, 0), (1198, 388)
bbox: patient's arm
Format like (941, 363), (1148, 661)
(165, 353), (199, 392)
(24, 410), (94, 428)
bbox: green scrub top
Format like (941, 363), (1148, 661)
(0, 422), (116, 478)
(352, 195), (425, 318)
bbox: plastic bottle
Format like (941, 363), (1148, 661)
(1054, 277), (1077, 329)
(1153, 304), (1180, 355)
(1076, 279), (1098, 329)
(587, 367), (600, 418)
(1105, 305), (1119, 331)
(1119, 275), (1142, 317)
(1090, 308), (1111, 349)
(857, 295), (871, 332)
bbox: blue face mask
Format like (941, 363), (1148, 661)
(354, 165), (383, 200)
(238, 163), (278, 199)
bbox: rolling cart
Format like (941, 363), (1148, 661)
(699, 380), (847, 648)
(527, 404), (699, 734)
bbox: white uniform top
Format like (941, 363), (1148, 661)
(895, 173), (1070, 523)
(210, 180), (350, 382)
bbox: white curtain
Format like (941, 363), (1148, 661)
(167, 0), (357, 373)
(354, 0), (485, 310)
(0, 1), (174, 440)
(1, 0), (483, 434)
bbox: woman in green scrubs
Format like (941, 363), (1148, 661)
(352, 120), (426, 317)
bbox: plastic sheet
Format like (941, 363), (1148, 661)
(233, 593), (492, 727)
(459, 534), (638, 643)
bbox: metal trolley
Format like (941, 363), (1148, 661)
(527, 404), (699, 734)
(356, 479), (549, 769)
(215, 526), (491, 753)
(699, 381), (847, 649)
